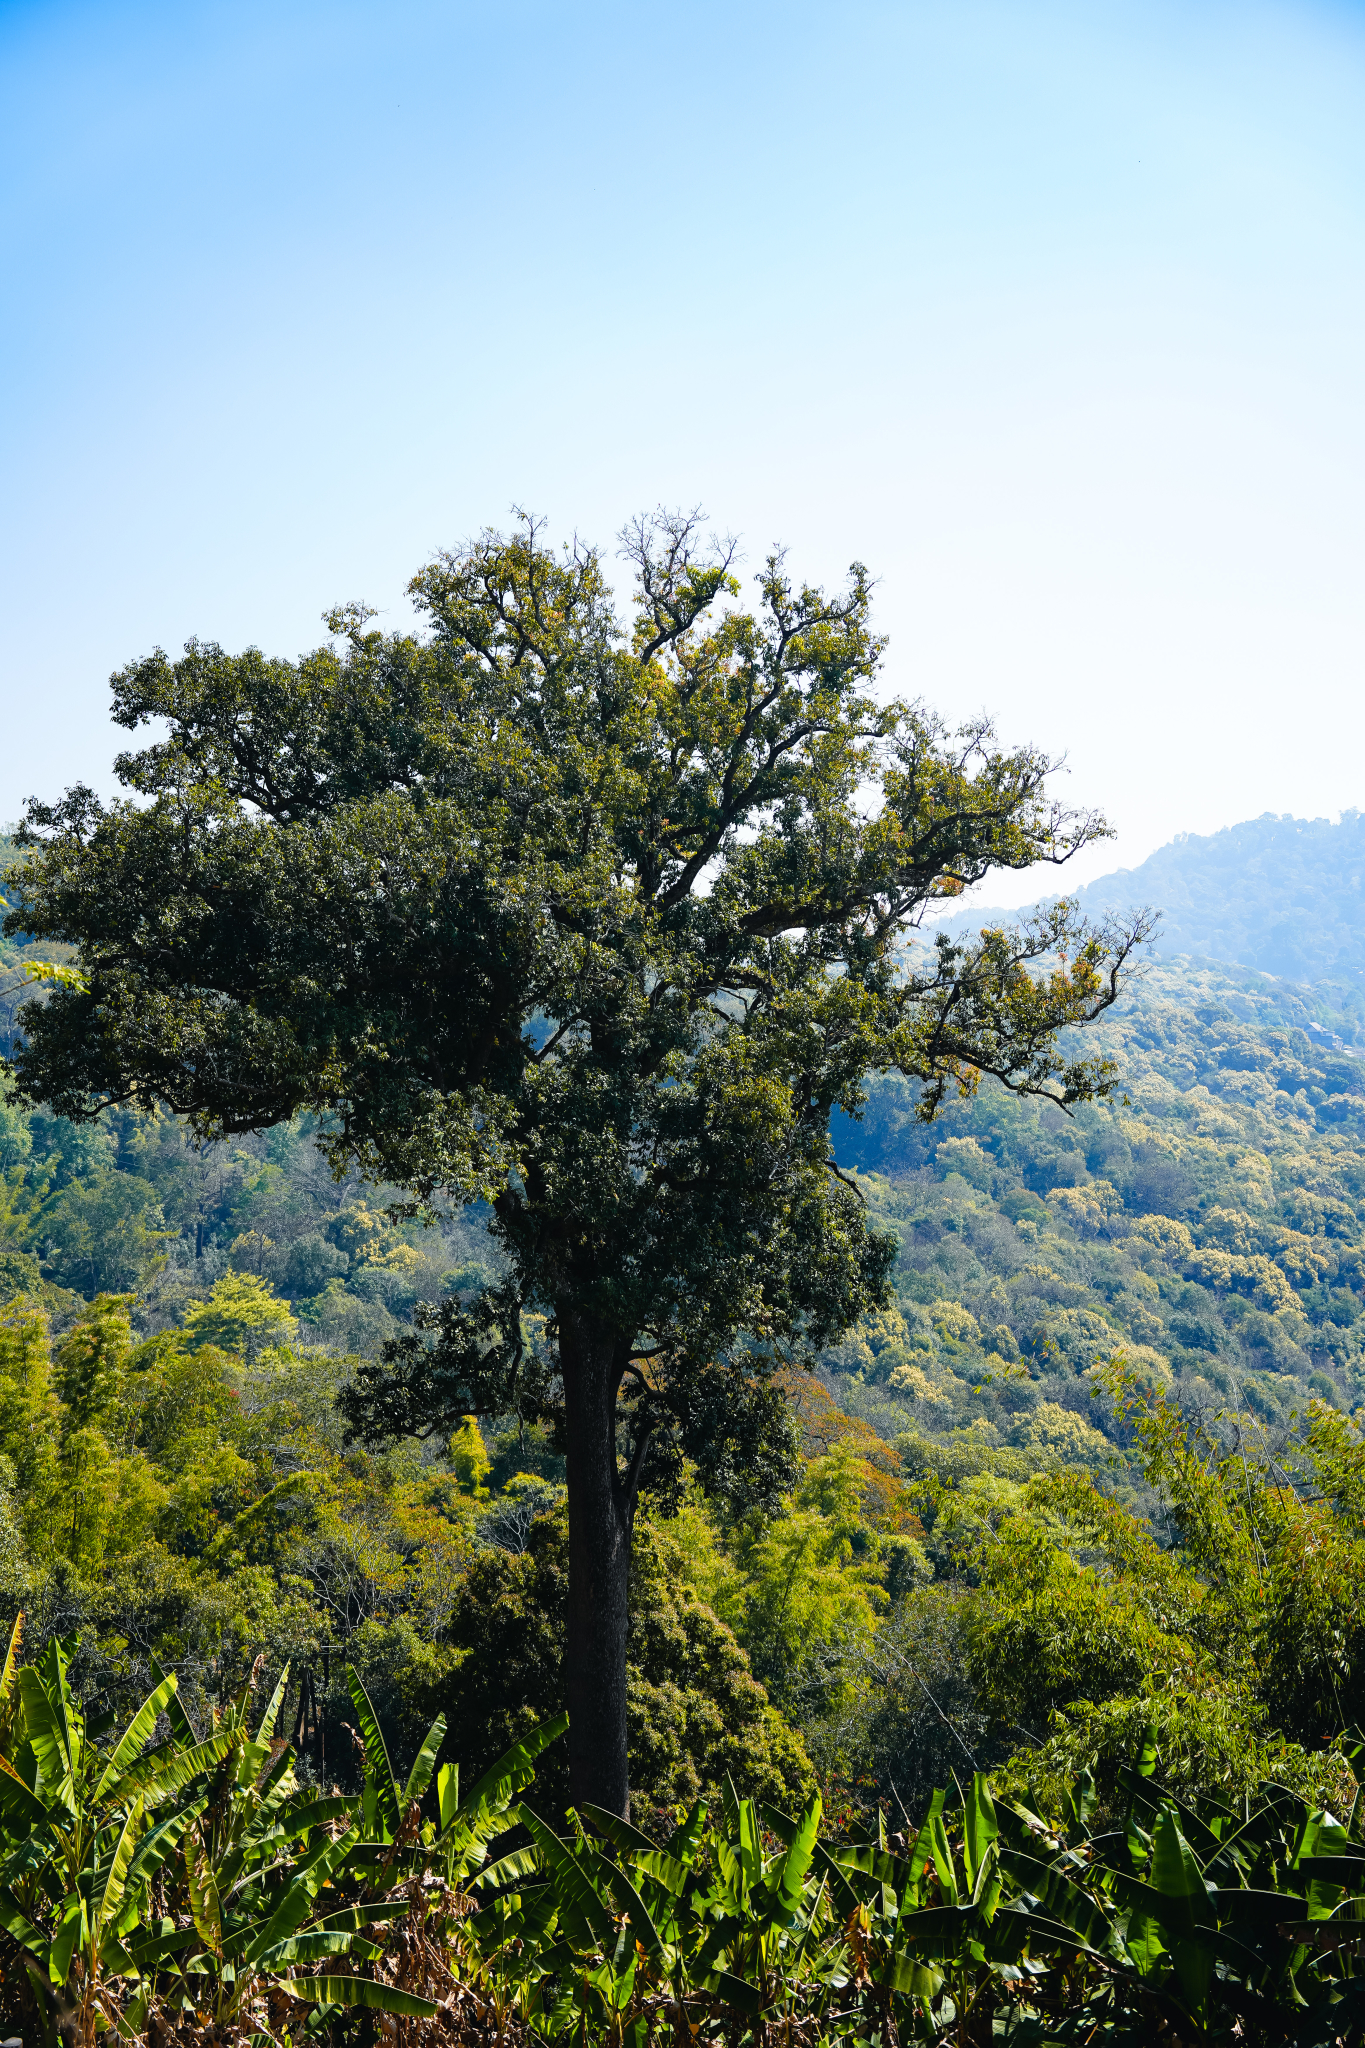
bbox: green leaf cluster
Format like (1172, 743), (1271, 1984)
(0, 1629), (533, 2042)
(448, 1741), (1365, 2045)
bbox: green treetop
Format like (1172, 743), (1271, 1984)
(4, 510), (1146, 1813)
(182, 1272), (298, 1364)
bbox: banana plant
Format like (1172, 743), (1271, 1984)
(1084, 1752), (1365, 2039)
(344, 1662), (569, 1888)
(483, 1781), (844, 2043)
(968, 1746), (1365, 2043)
(137, 1661), (446, 2033)
(335, 1668), (582, 2033)
(0, 1632), (439, 2044)
(3, 1616), (1360, 2046)
(451, 1743), (1365, 2046)
(413, 1704), (576, 2033)
(0, 1633), (239, 2046)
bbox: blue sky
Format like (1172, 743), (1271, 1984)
(4, 0), (1365, 900)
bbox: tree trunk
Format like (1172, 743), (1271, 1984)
(558, 1307), (632, 1817)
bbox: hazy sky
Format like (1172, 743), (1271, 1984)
(4, 0), (1365, 903)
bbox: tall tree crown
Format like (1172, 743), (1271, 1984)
(6, 512), (1146, 1499)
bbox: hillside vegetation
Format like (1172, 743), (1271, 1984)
(831, 952), (1365, 1444)
(2, 889), (1363, 1783)
(1, 870), (1364, 2038)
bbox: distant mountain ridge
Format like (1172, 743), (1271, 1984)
(936, 809), (1365, 988)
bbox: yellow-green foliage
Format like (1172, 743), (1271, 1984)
(822, 959), (1365, 1510)
(0, 1279), (848, 1814)
(183, 1271), (297, 1360)
(949, 1368), (1365, 1808)
(649, 1422), (930, 1781)
(449, 1415), (491, 1495)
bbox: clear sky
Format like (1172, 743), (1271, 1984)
(4, 0), (1365, 903)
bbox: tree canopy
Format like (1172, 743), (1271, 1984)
(4, 510), (1145, 1810)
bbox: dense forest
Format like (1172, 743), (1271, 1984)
(3, 810), (1365, 2042)
(2, 847), (1362, 1803)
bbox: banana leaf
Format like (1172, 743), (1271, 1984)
(580, 1802), (661, 1861)
(517, 1808), (615, 1948)
(283, 1975), (438, 2016)
(93, 1679), (177, 1802)
(346, 1667), (399, 1839)
(254, 1932), (383, 1967)
(459, 1711), (568, 1822)
(713, 1967), (766, 2017)
(402, 1713), (447, 1806)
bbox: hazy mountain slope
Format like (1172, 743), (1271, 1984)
(931, 809), (1365, 1032)
(1071, 811), (1365, 978)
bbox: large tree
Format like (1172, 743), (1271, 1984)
(5, 512), (1146, 1813)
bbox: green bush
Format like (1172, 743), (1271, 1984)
(426, 1511), (814, 1826)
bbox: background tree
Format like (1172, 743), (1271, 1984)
(181, 1271), (297, 1363)
(4, 510), (1146, 1813)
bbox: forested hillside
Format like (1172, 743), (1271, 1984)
(2, 825), (1365, 2045)
(833, 951), (1365, 1445)
(2, 843), (1363, 1840)
(940, 808), (1365, 1022)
